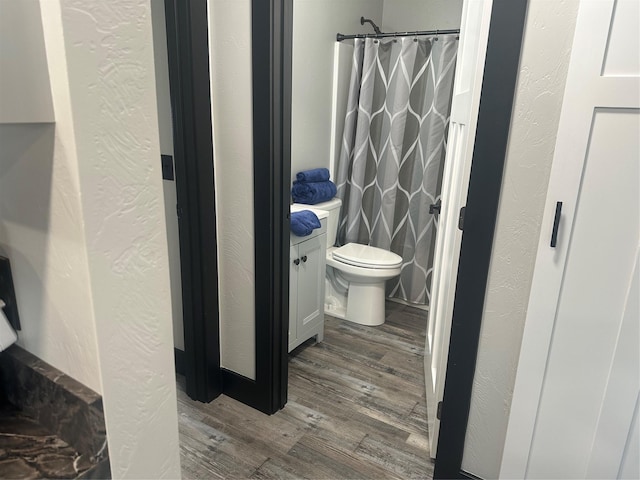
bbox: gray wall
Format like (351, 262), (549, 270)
(461, 1), (581, 477)
(291, 0), (384, 184)
(382, 0), (463, 32)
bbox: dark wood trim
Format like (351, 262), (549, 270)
(221, 370), (260, 407)
(433, 1), (529, 478)
(174, 348), (186, 376)
(238, 0), (290, 415)
(164, 0), (222, 402)
(0, 256), (20, 331)
(460, 471), (482, 480)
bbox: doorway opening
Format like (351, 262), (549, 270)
(258, 0), (528, 478)
(286, 0), (464, 474)
(155, 0), (528, 478)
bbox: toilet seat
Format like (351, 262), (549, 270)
(332, 243), (403, 269)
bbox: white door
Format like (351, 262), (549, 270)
(289, 245), (298, 349)
(501, 0), (640, 478)
(297, 235), (326, 339)
(424, 0), (494, 457)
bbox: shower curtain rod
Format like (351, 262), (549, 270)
(336, 28), (460, 42)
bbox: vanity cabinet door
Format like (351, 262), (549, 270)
(297, 234), (326, 340)
(289, 246), (298, 350)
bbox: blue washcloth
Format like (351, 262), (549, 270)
(290, 210), (321, 237)
(291, 181), (337, 205)
(296, 168), (331, 183)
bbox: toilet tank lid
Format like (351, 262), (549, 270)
(333, 243), (403, 269)
(313, 197), (342, 211)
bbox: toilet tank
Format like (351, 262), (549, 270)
(313, 198), (342, 247)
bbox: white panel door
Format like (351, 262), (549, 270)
(297, 235), (326, 339)
(424, 0), (493, 457)
(501, 1), (640, 478)
(289, 245), (298, 349)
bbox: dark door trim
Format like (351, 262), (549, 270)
(221, 0), (292, 414)
(434, 1), (529, 478)
(164, 0), (222, 402)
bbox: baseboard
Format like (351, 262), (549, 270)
(388, 296), (429, 311)
(221, 369), (272, 414)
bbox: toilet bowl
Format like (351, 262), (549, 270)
(308, 198), (403, 326)
(326, 243), (402, 326)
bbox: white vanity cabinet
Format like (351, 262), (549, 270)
(289, 217), (327, 352)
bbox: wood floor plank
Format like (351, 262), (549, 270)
(178, 412), (267, 479)
(178, 300), (433, 479)
(302, 341), (426, 394)
(290, 352), (421, 411)
(355, 433), (435, 479)
(289, 434), (402, 480)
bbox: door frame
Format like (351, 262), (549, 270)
(433, 1), (528, 477)
(165, 0), (293, 413)
(164, 0), (222, 402)
(219, 0), (292, 414)
(254, 0), (529, 475)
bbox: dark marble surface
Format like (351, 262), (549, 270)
(0, 346), (110, 479)
(0, 408), (96, 479)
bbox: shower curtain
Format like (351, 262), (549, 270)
(335, 35), (458, 305)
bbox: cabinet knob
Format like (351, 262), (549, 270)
(293, 258), (300, 266)
(301, 255), (307, 263)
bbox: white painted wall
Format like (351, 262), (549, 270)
(0, 0), (101, 394)
(208, 0), (257, 379)
(150, 0), (184, 352)
(329, 42), (356, 179)
(291, 0), (383, 184)
(0, 124), (102, 393)
(381, 0), (463, 32)
(0, 0), (54, 123)
(461, 1), (580, 478)
(52, 0), (181, 476)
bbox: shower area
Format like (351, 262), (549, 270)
(289, 0), (463, 308)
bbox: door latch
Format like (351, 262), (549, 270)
(429, 200), (442, 215)
(458, 206), (466, 230)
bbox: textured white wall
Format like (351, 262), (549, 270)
(208, 0), (257, 379)
(0, 124), (102, 394)
(381, 0), (463, 32)
(0, 0), (101, 394)
(291, 0), (383, 184)
(54, 0), (181, 477)
(150, 0), (184, 352)
(461, 1), (580, 478)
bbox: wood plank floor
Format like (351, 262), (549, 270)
(177, 301), (434, 479)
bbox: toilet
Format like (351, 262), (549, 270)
(314, 198), (403, 326)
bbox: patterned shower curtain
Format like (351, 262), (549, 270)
(335, 35), (458, 305)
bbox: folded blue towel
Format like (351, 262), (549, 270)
(290, 210), (321, 237)
(291, 180), (337, 205)
(296, 168), (330, 183)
